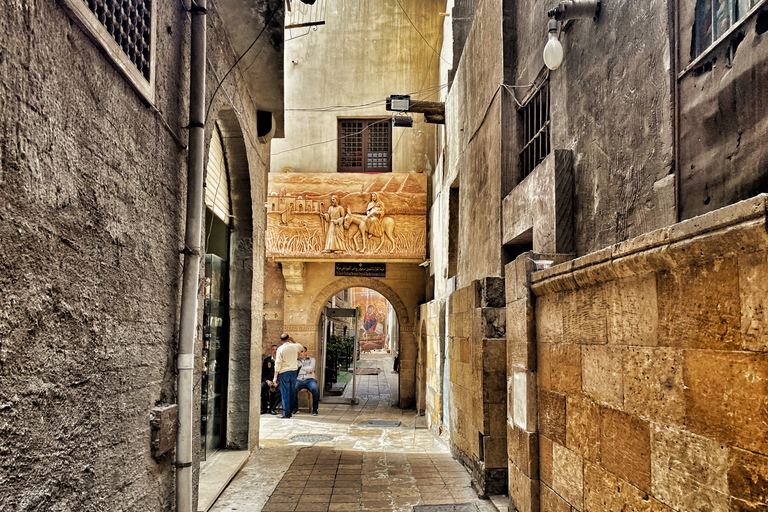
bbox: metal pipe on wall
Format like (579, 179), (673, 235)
(177, 0), (207, 510)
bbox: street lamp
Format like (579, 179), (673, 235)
(544, 0), (601, 71)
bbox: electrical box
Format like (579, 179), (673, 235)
(150, 404), (178, 459)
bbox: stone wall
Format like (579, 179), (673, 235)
(0, 1), (273, 508)
(678, 4), (768, 220)
(505, 195), (768, 512)
(446, 278), (508, 496)
(419, 299), (446, 433)
(509, 0), (675, 256)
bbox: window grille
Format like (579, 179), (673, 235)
(58, 0), (156, 102)
(518, 80), (551, 180)
(83, 0), (153, 80)
(693, 0), (760, 58)
(338, 119), (392, 172)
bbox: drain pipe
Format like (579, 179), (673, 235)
(177, 0), (206, 510)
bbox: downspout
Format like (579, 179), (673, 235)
(177, 0), (206, 511)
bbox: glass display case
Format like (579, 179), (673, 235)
(201, 254), (228, 461)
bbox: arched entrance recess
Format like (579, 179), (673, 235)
(201, 105), (255, 452)
(309, 277), (416, 409)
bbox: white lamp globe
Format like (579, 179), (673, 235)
(543, 34), (564, 70)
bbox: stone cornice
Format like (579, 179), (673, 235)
(531, 194), (768, 296)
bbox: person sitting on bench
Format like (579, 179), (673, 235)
(294, 346), (319, 416)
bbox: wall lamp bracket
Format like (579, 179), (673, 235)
(544, 0), (601, 70)
(547, 0), (601, 22)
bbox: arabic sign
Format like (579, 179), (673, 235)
(335, 263), (386, 277)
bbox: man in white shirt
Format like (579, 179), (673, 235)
(273, 333), (303, 418)
(294, 346), (319, 416)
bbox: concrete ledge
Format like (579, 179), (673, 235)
(198, 450), (250, 512)
(531, 194), (768, 295)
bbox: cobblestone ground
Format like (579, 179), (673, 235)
(209, 353), (495, 512)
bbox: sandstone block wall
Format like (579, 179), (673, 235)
(522, 196), (768, 512)
(419, 299), (445, 432)
(447, 278), (508, 495)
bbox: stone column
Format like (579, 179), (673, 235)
(506, 252), (571, 512)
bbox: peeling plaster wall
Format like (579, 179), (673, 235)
(678, 4), (768, 219)
(0, 1), (272, 508)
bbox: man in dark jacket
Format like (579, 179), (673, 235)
(261, 344), (281, 414)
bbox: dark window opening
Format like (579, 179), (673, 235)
(518, 80), (551, 180)
(447, 186), (459, 278)
(692, 0), (760, 59)
(338, 119), (392, 172)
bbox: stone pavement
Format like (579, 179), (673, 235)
(209, 353), (496, 512)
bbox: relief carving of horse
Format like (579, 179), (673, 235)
(343, 213), (396, 253)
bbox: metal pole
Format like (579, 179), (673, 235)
(177, 1), (206, 510)
(351, 316), (358, 404)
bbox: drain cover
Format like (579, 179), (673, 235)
(290, 434), (334, 443)
(366, 420), (401, 427)
(414, 505), (479, 512)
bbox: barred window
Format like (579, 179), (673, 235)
(338, 119), (392, 172)
(518, 80), (551, 180)
(59, 0), (156, 103)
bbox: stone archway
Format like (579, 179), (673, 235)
(309, 277), (411, 327)
(306, 277), (416, 409)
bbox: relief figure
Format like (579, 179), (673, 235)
(365, 192), (385, 238)
(344, 196), (396, 254)
(319, 195), (346, 253)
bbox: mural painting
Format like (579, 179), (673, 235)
(266, 173), (427, 260)
(352, 288), (389, 353)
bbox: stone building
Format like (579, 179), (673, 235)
(2, 0), (767, 511)
(421, 0), (768, 510)
(0, 0), (283, 509)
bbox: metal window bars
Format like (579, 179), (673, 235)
(83, 0), (153, 80)
(518, 80), (551, 181)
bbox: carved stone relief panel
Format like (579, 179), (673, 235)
(266, 173), (427, 261)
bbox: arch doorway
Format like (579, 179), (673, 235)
(317, 287), (400, 406)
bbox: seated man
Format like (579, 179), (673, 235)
(294, 346), (319, 416)
(261, 344), (281, 415)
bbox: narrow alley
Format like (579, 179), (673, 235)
(3, 0), (768, 511)
(208, 354), (497, 512)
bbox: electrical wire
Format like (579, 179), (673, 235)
(395, 0), (451, 66)
(285, 82), (452, 112)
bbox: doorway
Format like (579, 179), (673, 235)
(319, 287), (400, 406)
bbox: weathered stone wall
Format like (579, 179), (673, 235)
(511, 0), (676, 255)
(419, 299), (446, 433)
(678, 5), (768, 220)
(441, 0), (505, 291)
(508, 195), (768, 512)
(446, 278), (507, 496)
(0, 0), (272, 508)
